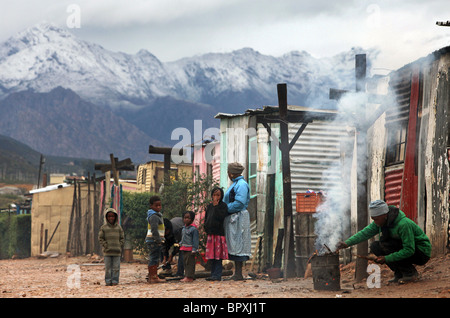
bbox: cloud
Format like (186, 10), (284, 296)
(1, 0), (449, 69)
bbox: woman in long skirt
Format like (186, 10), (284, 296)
(223, 162), (252, 281)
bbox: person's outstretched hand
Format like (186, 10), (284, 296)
(335, 241), (348, 251)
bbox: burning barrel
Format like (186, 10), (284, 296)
(310, 252), (341, 291)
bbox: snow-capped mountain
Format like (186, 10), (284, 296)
(0, 22), (379, 162)
(0, 22), (378, 114)
(0, 23), (176, 110)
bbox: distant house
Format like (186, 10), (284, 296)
(191, 137), (221, 183)
(49, 173), (66, 185)
(136, 160), (192, 193)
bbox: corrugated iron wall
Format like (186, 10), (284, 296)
(219, 116), (262, 266)
(212, 143), (221, 183)
(386, 69), (412, 124)
(289, 121), (351, 206)
(383, 67), (411, 206)
(384, 167), (403, 207)
(288, 120), (352, 276)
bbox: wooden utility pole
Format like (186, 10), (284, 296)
(148, 146), (172, 185)
(37, 154), (45, 189)
(95, 154), (134, 186)
(95, 154), (134, 210)
(148, 145), (184, 185)
(354, 54), (369, 282)
(258, 84), (322, 278)
(277, 83), (296, 279)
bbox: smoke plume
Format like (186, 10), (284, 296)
(312, 83), (397, 254)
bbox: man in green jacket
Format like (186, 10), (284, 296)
(337, 200), (431, 284)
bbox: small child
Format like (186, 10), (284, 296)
(204, 187), (229, 281)
(145, 195), (166, 284)
(98, 207), (124, 286)
(179, 211), (199, 282)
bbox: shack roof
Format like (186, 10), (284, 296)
(215, 105), (339, 123)
(29, 183), (71, 194)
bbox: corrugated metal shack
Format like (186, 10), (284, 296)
(216, 105), (355, 276)
(216, 47), (450, 278)
(368, 46), (450, 256)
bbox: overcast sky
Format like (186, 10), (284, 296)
(1, 0), (450, 73)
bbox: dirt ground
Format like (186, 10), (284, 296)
(1, 253), (449, 299)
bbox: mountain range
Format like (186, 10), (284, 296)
(0, 22), (378, 164)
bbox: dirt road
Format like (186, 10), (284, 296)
(0, 253), (449, 299)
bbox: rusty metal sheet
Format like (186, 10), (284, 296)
(384, 167), (403, 207)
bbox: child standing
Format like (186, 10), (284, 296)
(204, 187), (229, 281)
(98, 207), (124, 286)
(179, 211), (199, 282)
(145, 195), (166, 284)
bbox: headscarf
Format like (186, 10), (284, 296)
(227, 162), (245, 174)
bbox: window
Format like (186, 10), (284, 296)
(248, 136), (257, 197)
(385, 121), (407, 165)
(141, 168), (147, 185)
(195, 165), (200, 178)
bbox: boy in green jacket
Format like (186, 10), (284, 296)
(337, 200), (431, 284)
(98, 207), (124, 286)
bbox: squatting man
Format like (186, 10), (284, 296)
(336, 200), (431, 284)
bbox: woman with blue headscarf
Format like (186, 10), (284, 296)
(223, 162), (252, 281)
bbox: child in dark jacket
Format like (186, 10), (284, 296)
(204, 187), (229, 281)
(98, 207), (124, 286)
(179, 211), (199, 282)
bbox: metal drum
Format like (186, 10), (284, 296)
(310, 253), (341, 291)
